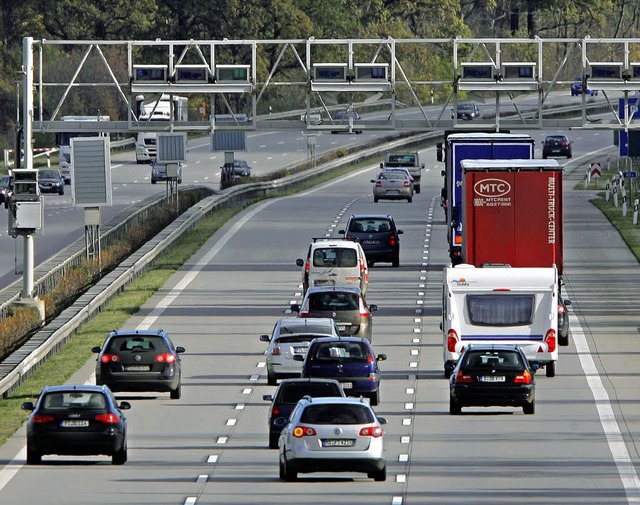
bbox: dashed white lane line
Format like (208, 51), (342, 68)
(184, 497), (197, 505)
(207, 455), (219, 463)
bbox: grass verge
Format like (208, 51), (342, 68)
(0, 156), (373, 447)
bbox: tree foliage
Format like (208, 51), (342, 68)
(1, 0), (640, 147)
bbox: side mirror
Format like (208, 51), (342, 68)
(369, 304), (378, 312)
(441, 170), (445, 177)
(119, 401), (132, 410)
(436, 142), (443, 162)
(259, 334), (270, 342)
(338, 229), (345, 235)
(377, 354), (387, 361)
(91, 346), (101, 353)
(290, 304), (300, 313)
(397, 229), (404, 235)
(370, 179), (376, 183)
(439, 322), (443, 331)
(274, 417), (289, 427)
(21, 401), (34, 411)
(377, 417), (387, 425)
(564, 299), (572, 306)
(379, 162), (384, 169)
(263, 394), (273, 401)
(296, 259), (304, 267)
(175, 346), (186, 353)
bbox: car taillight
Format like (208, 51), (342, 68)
(31, 414), (55, 423)
(544, 329), (557, 353)
(359, 426), (383, 437)
(447, 329), (458, 352)
(272, 406), (280, 417)
(389, 235), (396, 246)
(359, 297), (371, 317)
(155, 353), (176, 363)
(271, 346), (281, 356)
(562, 141), (570, 147)
(403, 181), (410, 188)
(305, 260), (310, 274)
(455, 370), (473, 383)
(514, 370), (533, 384)
(557, 304), (566, 315)
(95, 413), (120, 424)
(293, 426), (316, 438)
(101, 354), (120, 363)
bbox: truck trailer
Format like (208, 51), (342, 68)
(437, 133), (535, 265)
(442, 264), (559, 379)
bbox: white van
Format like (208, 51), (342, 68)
(296, 238), (368, 295)
(442, 264), (559, 378)
(136, 132), (157, 163)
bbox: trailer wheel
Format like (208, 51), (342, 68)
(545, 361), (556, 378)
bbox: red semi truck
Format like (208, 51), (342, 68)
(460, 159), (563, 276)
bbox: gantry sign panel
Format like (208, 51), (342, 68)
(23, 36), (640, 135)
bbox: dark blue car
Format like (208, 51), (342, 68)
(295, 336), (386, 405)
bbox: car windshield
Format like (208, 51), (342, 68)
(463, 350), (525, 369)
(39, 170), (60, 178)
(309, 292), (360, 312)
(312, 247), (357, 268)
(105, 335), (169, 353)
(349, 219), (391, 233)
(300, 404), (374, 424)
(309, 342), (369, 362)
(458, 103), (474, 111)
(466, 294), (535, 326)
(277, 383), (342, 404)
(387, 154), (415, 164)
(42, 392), (106, 409)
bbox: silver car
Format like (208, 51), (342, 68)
(278, 396), (386, 481)
(259, 318), (340, 385)
(371, 171), (413, 203)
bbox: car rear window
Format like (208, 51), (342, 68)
(387, 154), (415, 164)
(276, 335), (315, 344)
(466, 294), (534, 326)
(312, 247), (357, 268)
(279, 322), (334, 335)
(463, 350), (525, 369)
(105, 335), (168, 353)
(309, 292), (360, 312)
(300, 404), (374, 424)
(379, 172), (405, 180)
(43, 392), (106, 409)
(277, 383), (343, 404)
(349, 219), (392, 233)
(309, 342), (369, 362)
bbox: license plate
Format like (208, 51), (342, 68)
(552, 149), (560, 153)
(61, 420), (89, 428)
(362, 240), (380, 245)
(314, 279), (333, 286)
(125, 365), (150, 371)
(336, 325), (347, 332)
(386, 190), (399, 194)
(322, 439), (355, 447)
(293, 347), (308, 354)
(480, 376), (505, 382)
(340, 382), (353, 389)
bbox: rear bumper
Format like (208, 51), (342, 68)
(451, 385), (535, 407)
(28, 430), (125, 456)
(287, 455), (385, 474)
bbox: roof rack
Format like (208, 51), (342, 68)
(311, 237), (358, 243)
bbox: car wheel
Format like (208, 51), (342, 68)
(559, 332), (569, 347)
(415, 186), (421, 194)
(369, 390), (380, 406)
(542, 155), (547, 159)
(373, 197), (379, 203)
(369, 466), (386, 482)
(58, 188), (64, 195)
(392, 255), (399, 268)
(269, 431), (280, 450)
(546, 361), (556, 378)
(567, 153), (572, 159)
(112, 443), (127, 465)
(178, 178), (183, 184)
(407, 196), (412, 203)
(367, 259), (375, 267)
(523, 400), (535, 415)
(151, 179), (157, 184)
(282, 456), (297, 481)
(170, 383), (181, 400)
(449, 396), (462, 415)
(267, 373), (277, 386)
(26, 445), (41, 465)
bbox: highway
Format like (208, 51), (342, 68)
(1, 121), (640, 504)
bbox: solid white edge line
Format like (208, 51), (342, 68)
(572, 313), (640, 502)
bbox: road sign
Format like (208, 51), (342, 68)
(590, 162), (602, 178)
(623, 171), (637, 179)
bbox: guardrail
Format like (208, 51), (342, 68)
(0, 100), (609, 398)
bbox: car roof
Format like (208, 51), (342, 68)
(349, 214), (393, 220)
(305, 286), (363, 295)
(465, 343), (522, 352)
(276, 378), (342, 386)
(277, 317), (335, 329)
(298, 396), (373, 407)
(309, 335), (370, 345)
(107, 329), (168, 338)
(41, 384), (110, 394)
(310, 239), (360, 248)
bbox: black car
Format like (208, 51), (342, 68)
(454, 102), (480, 120)
(558, 296), (571, 347)
(542, 134), (572, 158)
(449, 344), (535, 415)
(262, 378), (345, 449)
(232, 159), (252, 177)
(331, 109), (362, 134)
(295, 336), (386, 405)
(92, 329), (185, 399)
(21, 384), (131, 465)
(0, 175), (13, 206)
(339, 214), (403, 267)
(37, 168), (64, 195)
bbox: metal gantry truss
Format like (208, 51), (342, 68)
(21, 36), (640, 136)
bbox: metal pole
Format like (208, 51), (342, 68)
(22, 36), (34, 300)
